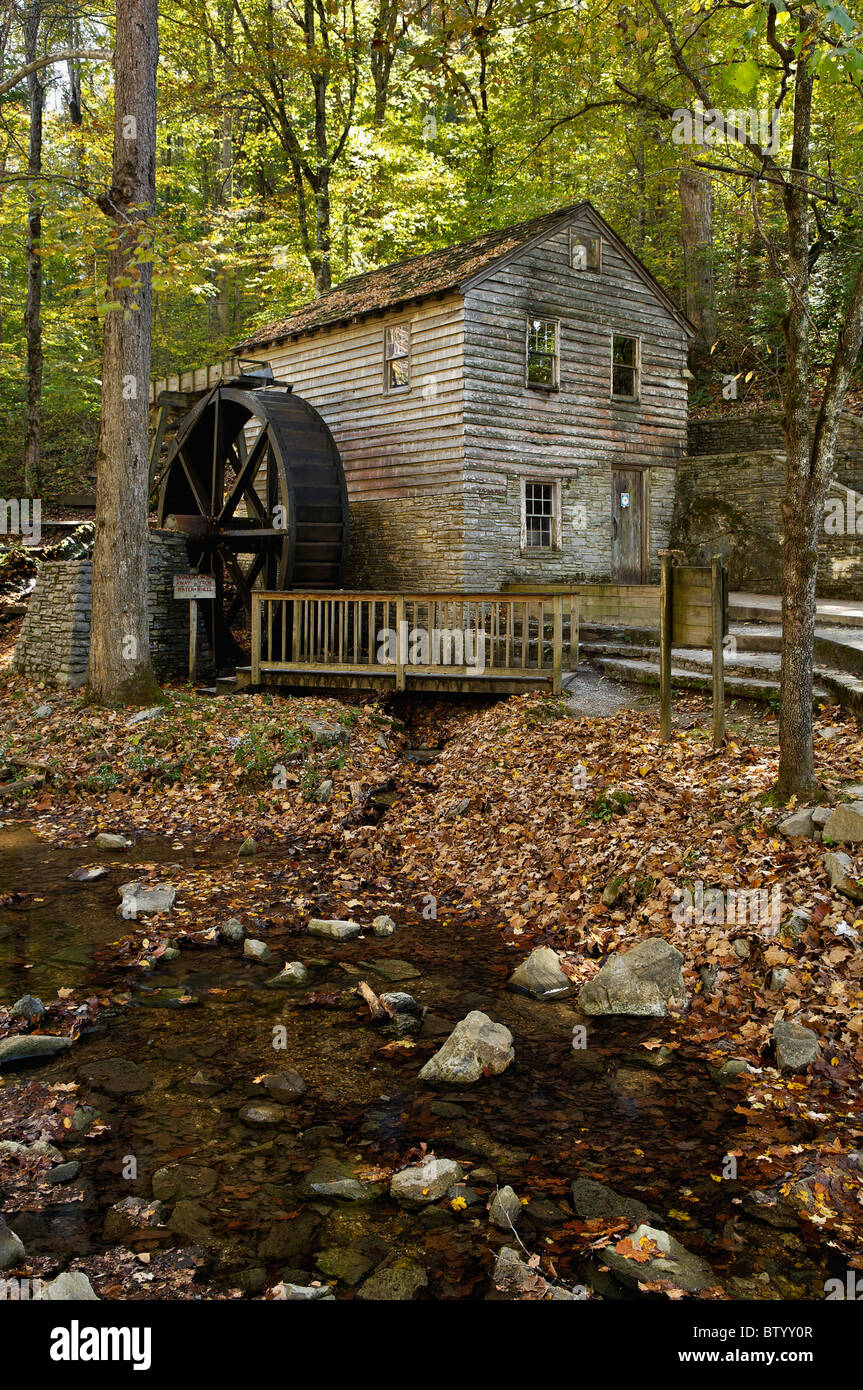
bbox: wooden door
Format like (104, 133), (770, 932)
(611, 469), (644, 582)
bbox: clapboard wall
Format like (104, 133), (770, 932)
(461, 211), (689, 588)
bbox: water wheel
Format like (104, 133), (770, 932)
(157, 381), (349, 669)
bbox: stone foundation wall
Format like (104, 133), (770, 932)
(346, 494), (466, 589)
(12, 532), (215, 687)
(689, 410), (863, 476)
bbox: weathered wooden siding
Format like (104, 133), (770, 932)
(243, 294), (466, 503)
(461, 212), (689, 586)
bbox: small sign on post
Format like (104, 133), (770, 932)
(173, 573), (216, 683)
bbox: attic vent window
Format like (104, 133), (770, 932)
(570, 230), (601, 272)
(612, 335), (640, 399)
(526, 317), (559, 390)
(384, 323), (411, 390)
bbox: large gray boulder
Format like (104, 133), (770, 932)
(824, 802), (863, 844)
(773, 1018), (820, 1071)
(507, 946), (571, 999)
(418, 1011), (514, 1085)
(601, 1224), (719, 1293)
(390, 1157), (463, 1207)
(578, 938), (686, 1017)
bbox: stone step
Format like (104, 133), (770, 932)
(582, 642), (785, 683)
(596, 655), (830, 705)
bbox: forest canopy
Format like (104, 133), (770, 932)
(0, 0), (861, 496)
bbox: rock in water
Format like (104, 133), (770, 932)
(70, 865), (108, 883)
(77, 1057), (152, 1096)
(263, 1069), (307, 1103)
(489, 1186), (522, 1230)
(600, 1223), (719, 1293)
(117, 881), (176, 917)
(93, 832), (131, 851)
(238, 836), (258, 857)
(357, 1258), (428, 1301)
(418, 1011), (514, 1086)
(570, 1178), (650, 1223)
(824, 802), (863, 844)
(0, 1034), (72, 1066)
(218, 917), (245, 943)
(773, 1018), (820, 1071)
(243, 938), (277, 964)
(390, 1157), (463, 1207)
(372, 915), (396, 937)
(507, 946), (570, 999)
(577, 938), (686, 1017)
(40, 1272), (100, 1301)
(0, 1217), (25, 1269)
(307, 918), (362, 940)
(266, 962), (309, 987)
(9, 994), (45, 1021)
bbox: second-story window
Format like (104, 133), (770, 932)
(384, 323), (411, 390)
(526, 317), (559, 389)
(612, 335), (640, 399)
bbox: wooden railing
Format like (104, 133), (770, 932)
(251, 591), (578, 693)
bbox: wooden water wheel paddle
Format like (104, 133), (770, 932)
(157, 381), (349, 669)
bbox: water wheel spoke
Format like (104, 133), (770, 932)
(223, 551), (267, 626)
(220, 429), (268, 523)
(177, 447), (210, 517)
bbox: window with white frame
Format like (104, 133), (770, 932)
(612, 334), (639, 399)
(384, 323), (411, 390)
(521, 480), (559, 549)
(570, 229), (602, 272)
(526, 317), (559, 389)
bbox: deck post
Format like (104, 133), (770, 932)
(552, 594), (563, 694)
(395, 594), (406, 692)
(251, 592), (262, 686)
(711, 556), (726, 748)
(659, 551), (673, 741)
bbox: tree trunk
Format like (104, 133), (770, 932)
(23, 0), (44, 497)
(775, 20), (816, 799)
(679, 164), (717, 374)
(88, 0), (161, 705)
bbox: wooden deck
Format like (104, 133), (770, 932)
(250, 591), (578, 695)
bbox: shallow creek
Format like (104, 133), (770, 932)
(0, 824), (841, 1299)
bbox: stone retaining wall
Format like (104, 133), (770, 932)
(12, 532), (215, 687)
(671, 450), (863, 598)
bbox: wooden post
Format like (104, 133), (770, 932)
(552, 593), (563, 694)
(659, 551), (673, 741)
(251, 592), (262, 686)
(395, 594), (406, 692)
(188, 597), (198, 683)
(711, 556), (726, 748)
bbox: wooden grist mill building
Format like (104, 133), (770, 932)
(150, 201), (695, 691)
